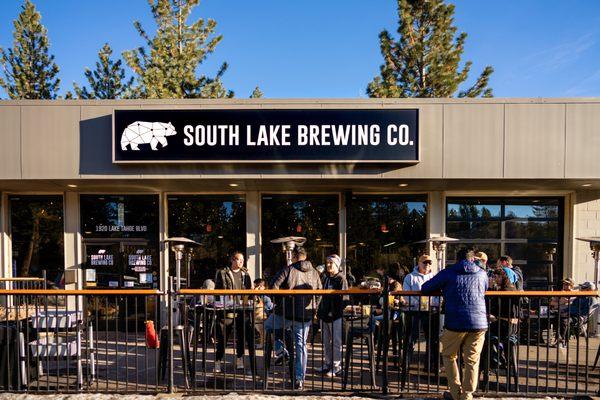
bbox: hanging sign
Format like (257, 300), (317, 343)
(113, 109), (419, 163)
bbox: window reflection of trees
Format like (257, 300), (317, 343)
(81, 195), (159, 240)
(446, 198), (563, 289)
(347, 196), (427, 283)
(261, 195), (339, 279)
(167, 196), (246, 287)
(10, 196), (64, 287)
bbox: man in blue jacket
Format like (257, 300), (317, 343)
(421, 249), (488, 400)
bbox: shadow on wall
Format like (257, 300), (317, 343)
(79, 115), (409, 176)
(80, 115), (139, 176)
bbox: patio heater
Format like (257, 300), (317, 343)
(270, 236), (307, 266)
(415, 235), (458, 273)
(161, 237), (201, 389)
(164, 237), (201, 291)
(576, 237), (600, 291)
(576, 237), (600, 339)
(545, 245), (557, 290)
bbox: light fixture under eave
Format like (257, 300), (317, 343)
(67, 184), (77, 188)
(327, 222), (335, 226)
(315, 238), (322, 241)
(398, 183), (409, 187)
(229, 183), (239, 187)
(582, 183), (592, 187)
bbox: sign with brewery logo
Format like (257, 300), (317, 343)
(113, 109), (419, 163)
(89, 252), (113, 266)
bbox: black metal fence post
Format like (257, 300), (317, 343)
(382, 275), (390, 394)
(168, 277), (175, 393)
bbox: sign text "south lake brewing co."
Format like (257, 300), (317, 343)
(113, 109), (418, 163)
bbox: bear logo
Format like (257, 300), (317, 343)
(121, 121), (177, 151)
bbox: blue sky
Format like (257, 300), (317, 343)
(1, 0), (600, 98)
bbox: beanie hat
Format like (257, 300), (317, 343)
(327, 254), (341, 270)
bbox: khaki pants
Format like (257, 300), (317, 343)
(440, 329), (486, 400)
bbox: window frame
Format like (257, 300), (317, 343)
(445, 196), (564, 288)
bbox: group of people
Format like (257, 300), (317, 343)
(550, 277), (597, 348)
(203, 247), (597, 398)
(209, 247), (346, 389)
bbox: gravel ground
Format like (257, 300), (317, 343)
(0, 395), (565, 400)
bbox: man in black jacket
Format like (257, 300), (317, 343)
(214, 251), (255, 374)
(317, 254), (347, 377)
(266, 247), (322, 389)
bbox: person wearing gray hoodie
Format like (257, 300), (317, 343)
(267, 247), (322, 390)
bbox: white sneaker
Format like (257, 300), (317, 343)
(214, 360), (222, 373)
(326, 365), (342, 377)
(236, 356), (244, 370)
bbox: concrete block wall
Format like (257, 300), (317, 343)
(573, 190), (600, 285)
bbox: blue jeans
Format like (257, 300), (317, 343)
(265, 313), (312, 382)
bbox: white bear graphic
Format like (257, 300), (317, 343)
(120, 121), (177, 151)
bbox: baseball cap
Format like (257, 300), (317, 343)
(474, 251), (488, 262)
(580, 281), (596, 290)
(561, 278), (575, 286)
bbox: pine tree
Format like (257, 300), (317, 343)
(250, 86), (263, 98)
(123, 0), (233, 99)
(0, 0), (60, 99)
(367, 0), (493, 98)
(73, 43), (133, 99)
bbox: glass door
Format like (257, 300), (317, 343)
(83, 238), (157, 289)
(80, 194), (160, 289)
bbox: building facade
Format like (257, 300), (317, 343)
(1, 98), (599, 292)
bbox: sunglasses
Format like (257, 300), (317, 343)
(422, 260), (432, 265)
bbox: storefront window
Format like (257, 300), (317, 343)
(167, 195), (246, 287)
(261, 195), (339, 278)
(80, 195), (159, 288)
(446, 197), (563, 289)
(10, 195), (64, 287)
(347, 195), (427, 283)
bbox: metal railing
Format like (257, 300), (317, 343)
(0, 289), (164, 394)
(0, 272), (47, 290)
(0, 287), (596, 396)
(387, 289), (600, 397)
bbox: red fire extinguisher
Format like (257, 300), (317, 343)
(145, 320), (159, 349)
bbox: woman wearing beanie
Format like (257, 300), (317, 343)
(317, 254), (348, 377)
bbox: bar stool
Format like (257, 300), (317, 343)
(158, 324), (193, 388)
(593, 346), (600, 369)
(376, 312), (404, 372)
(342, 316), (377, 390)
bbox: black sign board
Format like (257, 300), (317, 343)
(112, 109), (419, 163)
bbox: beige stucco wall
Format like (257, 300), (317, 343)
(0, 98), (599, 180)
(573, 190), (600, 284)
